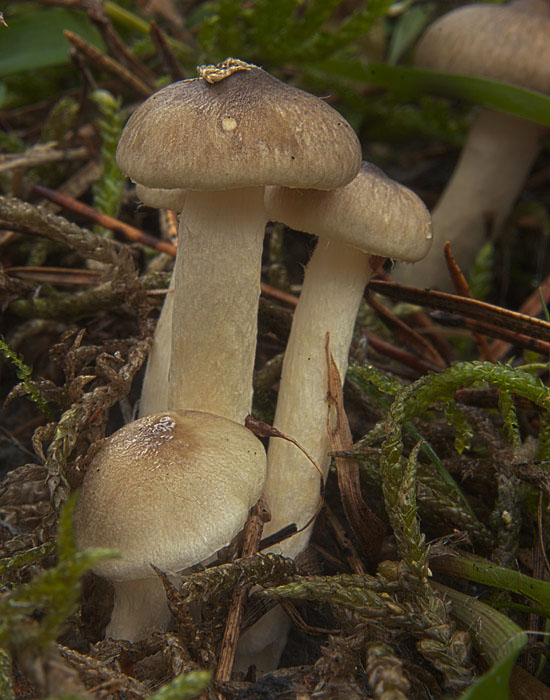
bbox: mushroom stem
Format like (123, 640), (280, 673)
(394, 110), (542, 291)
(263, 240), (373, 558)
(169, 187), (266, 422)
(107, 577), (172, 641)
(139, 276), (174, 416)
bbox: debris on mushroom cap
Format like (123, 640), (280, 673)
(116, 58), (361, 192)
(265, 162), (432, 262)
(197, 57), (254, 83)
(73, 410), (266, 581)
(415, 1), (550, 94)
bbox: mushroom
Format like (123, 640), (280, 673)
(74, 409), (266, 641)
(116, 58), (361, 422)
(234, 163), (431, 672)
(262, 162), (432, 559)
(393, 0), (550, 291)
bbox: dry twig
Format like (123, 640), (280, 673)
(325, 335), (385, 568)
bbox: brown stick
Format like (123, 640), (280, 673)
(368, 280), (550, 343)
(32, 183), (178, 256)
(149, 20), (186, 81)
(365, 289), (446, 369)
(404, 310), (455, 365)
(5, 266), (101, 285)
(489, 275), (550, 360)
(325, 335), (385, 569)
(444, 241), (494, 361)
(383, 268), (454, 363)
(454, 387), (538, 412)
(323, 505), (366, 575)
(64, 30), (152, 98)
(431, 311), (550, 356)
(259, 282), (298, 308)
(215, 496), (271, 683)
(363, 330), (442, 375)
(84, 0), (158, 88)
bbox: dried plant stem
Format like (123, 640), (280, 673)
(323, 505), (366, 575)
(0, 196), (125, 266)
(368, 280), (550, 343)
(150, 20), (187, 81)
(64, 30), (152, 98)
(443, 242), (494, 361)
(326, 342), (385, 567)
(216, 497), (270, 683)
(0, 144), (89, 173)
(365, 290), (446, 368)
(32, 185), (177, 256)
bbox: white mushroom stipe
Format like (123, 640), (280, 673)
(74, 409), (266, 642)
(133, 185), (184, 418)
(139, 275), (174, 417)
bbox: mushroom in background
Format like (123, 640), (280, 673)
(116, 57), (361, 423)
(393, 0), (550, 292)
(235, 162), (432, 671)
(74, 410), (266, 641)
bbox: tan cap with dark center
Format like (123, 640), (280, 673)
(117, 58), (361, 192)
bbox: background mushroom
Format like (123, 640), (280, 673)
(393, 0), (550, 291)
(116, 58), (361, 423)
(74, 410), (266, 641)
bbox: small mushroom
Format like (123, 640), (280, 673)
(74, 410), (266, 641)
(116, 58), (361, 422)
(262, 162), (432, 559)
(394, 0), (550, 290)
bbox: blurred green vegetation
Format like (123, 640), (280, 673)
(2, 0), (549, 137)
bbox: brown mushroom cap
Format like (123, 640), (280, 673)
(116, 58), (361, 191)
(415, 1), (550, 93)
(265, 162), (432, 262)
(74, 410), (266, 581)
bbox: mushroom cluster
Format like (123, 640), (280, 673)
(78, 59), (433, 669)
(76, 59), (364, 646)
(394, 0), (550, 290)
